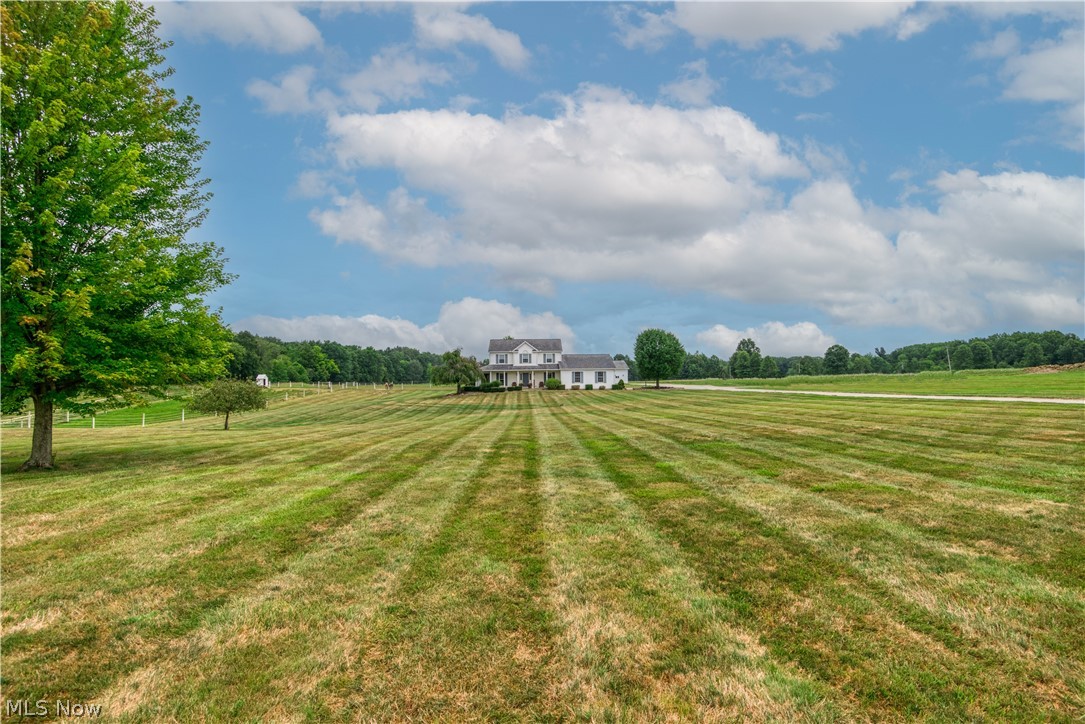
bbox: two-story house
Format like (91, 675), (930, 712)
(482, 339), (628, 388)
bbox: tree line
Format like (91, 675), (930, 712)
(619, 329), (1085, 381)
(232, 328), (1085, 386)
(226, 331), (444, 384)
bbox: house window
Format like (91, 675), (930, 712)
(520, 353), (531, 364)
(496, 372), (506, 385)
(547, 371), (557, 379)
(573, 371), (582, 384)
(496, 354), (507, 364)
(596, 371), (606, 383)
(543, 353), (555, 363)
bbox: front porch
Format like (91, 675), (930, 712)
(486, 369), (559, 388)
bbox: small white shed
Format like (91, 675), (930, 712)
(255, 374), (270, 388)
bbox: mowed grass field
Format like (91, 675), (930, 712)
(2, 387), (1083, 721)
(671, 365), (1085, 398)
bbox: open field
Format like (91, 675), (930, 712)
(2, 387), (1083, 720)
(670, 365), (1085, 398)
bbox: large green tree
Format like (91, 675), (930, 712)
(1, 2), (232, 469)
(729, 350), (752, 379)
(823, 344), (850, 375)
(730, 338), (762, 379)
(634, 329), (686, 388)
(430, 349), (482, 393)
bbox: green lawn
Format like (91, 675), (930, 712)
(669, 365), (1085, 398)
(2, 387), (1082, 720)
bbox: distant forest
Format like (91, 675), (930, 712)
(228, 329), (1085, 383)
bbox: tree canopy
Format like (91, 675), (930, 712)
(634, 329), (686, 388)
(430, 349), (482, 393)
(191, 379), (265, 430)
(823, 345), (850, 375)
(730, 338), (763, 379)
(1, 2), (232, 468)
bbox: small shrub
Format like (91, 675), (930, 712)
(484, 386), (506, 393)
(571, 384), (580, 390)
(545, 378), (563, 390)
(585, 384), (593, 390)
(614, 379), (626, 389)
(461, 385), (480, 392)
(598, 385), (607, 390)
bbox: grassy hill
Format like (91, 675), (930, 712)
(2, 387), (1082, 720)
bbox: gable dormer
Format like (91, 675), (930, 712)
(487, 338), (563, 366)
(514, 341), (537, 365)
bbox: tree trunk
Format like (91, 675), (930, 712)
(224, 411), (230, 430)
(21, 395), (54, 471)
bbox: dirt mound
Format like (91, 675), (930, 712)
(1025, 362), (1085, 374)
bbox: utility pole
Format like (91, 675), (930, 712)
(946, 345), (953, 374)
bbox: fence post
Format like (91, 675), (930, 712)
(92, 416), (96, 429)
(66, 411), (70, 423)
(142, 413), (146, 428)
(181, 408), (185, 424)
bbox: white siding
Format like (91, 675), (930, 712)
(560, 369), (627, 387)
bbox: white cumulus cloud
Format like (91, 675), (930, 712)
(247, 48), (452, 115)
(306, 86), (1082, 333)
(669, 2), (913, 51)
(234, 298), (575, 358)
(340, 46), (453, 112)
(755, 51), (835, 98)
(247, 65), (334, 115)
(153, 2), (322, 53)
(324, 87), (806, 256)
(611, 5), (677, 51)
(697, 321), (838, 357)
(413, 6), (530, 71)
(659, 60), (720, 107)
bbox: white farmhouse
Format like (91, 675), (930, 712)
(482, 338), (628, 388)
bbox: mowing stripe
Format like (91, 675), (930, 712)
(551, 402), (1072, 719)
(558, 397), (1084, 708)
(2, 396), (508, 705)
(331, 406), (563, 718)
(570, 393), (1085, 583)
(531, 392), (841, 720)
(94, 394), (521, 719)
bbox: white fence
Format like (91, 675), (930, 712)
(0, 382), (424, 430)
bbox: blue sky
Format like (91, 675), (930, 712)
(153, 1), (1084, 358)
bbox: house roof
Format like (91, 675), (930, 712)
(560, 354), (620, 370)
(488, 338), (563, 352)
